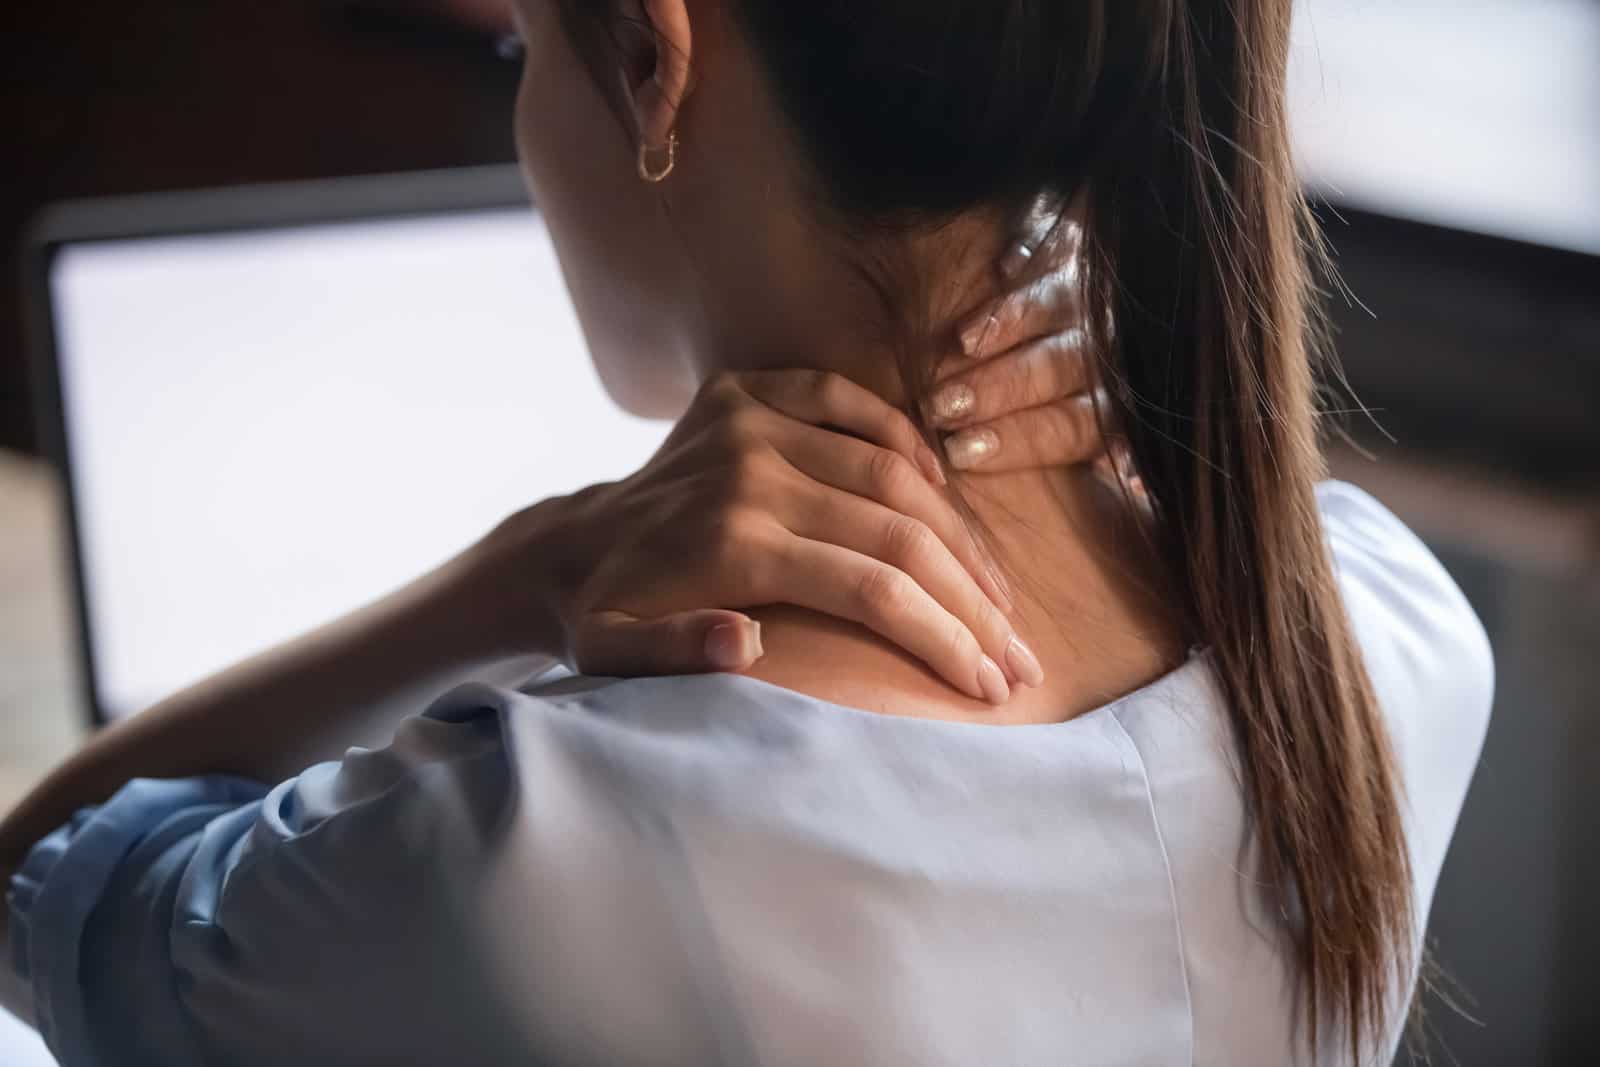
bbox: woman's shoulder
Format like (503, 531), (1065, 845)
(445, 664), (1216, 832)
(1315, 479), (1495, 731)
(1314, 479), (1494, 873)
(462, 481), (1492, 790)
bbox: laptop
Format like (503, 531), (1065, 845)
(24, 165), (672, 726)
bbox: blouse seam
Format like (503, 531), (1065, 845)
(1110, 706), (1197, 1067)
(502, 700), (767, 1065)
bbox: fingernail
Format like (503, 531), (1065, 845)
(976, 655), (1011, 705)
(1000, 240), (1035, 279)
(705, 620), (760, 670)
(1005, 634), (1045, 688)
(945, 428), (999, 470)
(959, 312), (999, 357)
(1091, 453), (1120, 490)
(916, 444), (947, 486)
(928, 383), (975, 426)
(1113, 443), (1138, 482)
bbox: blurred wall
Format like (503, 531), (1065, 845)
(1325, 453), (1600, 1066)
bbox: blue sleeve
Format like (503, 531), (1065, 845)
(6, 705), (516, 1067)
(8, 777), (269, 1065)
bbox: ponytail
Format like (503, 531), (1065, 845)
(1081, 1), (1414, 1058)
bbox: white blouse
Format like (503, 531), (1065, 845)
(8, 482), (1493, 1066)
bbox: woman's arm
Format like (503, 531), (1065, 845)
(0, 517), (553, 967)
(4, 706), (516, 1063)
(0, 367), (991, 981)
(0, 362), (1001, 1018)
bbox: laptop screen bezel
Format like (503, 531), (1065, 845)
(23, 165), (533, 728)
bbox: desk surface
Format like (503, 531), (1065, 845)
(0, 451), (85, 812)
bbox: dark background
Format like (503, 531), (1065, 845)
(3, 1), (1597, 1063)
(0, 0), (519, 455)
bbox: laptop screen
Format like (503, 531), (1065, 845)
(48, 206), (670, 720)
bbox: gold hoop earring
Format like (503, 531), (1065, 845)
(637, 130), (678, 183)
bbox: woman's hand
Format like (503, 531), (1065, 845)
(927, 210), (1139, 493)
(925, 214), (1107, 474)
(499, 368), (1034, 703)
(490, 219), (1106, 703)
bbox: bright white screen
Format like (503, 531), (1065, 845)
(1288, 0), (1600, 256)
(52, 209), (671, 719)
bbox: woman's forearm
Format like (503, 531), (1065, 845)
(0, 501), (570, 955)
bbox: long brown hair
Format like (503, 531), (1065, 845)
(1080, 2), (1416, 1059)
(558, 0), (1414, 1058)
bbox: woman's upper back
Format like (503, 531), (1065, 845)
(454, 482), (1489, 1065)
(13, 483), (1489, 1067)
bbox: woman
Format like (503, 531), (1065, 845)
(2, 0), (1492, 1063)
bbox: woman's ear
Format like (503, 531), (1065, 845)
(624, 0), (694, 153)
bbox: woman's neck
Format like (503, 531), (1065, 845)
(740, 460), (1186, 725)
(681, 210), (1183, 722)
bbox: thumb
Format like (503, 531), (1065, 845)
(573, 608), (765, 678)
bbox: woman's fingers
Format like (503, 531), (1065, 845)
(999, 194), (1080, 280)
(707, 369), (1042, 698)
(574, 608), (765, 677)
(735, 368), (945, 485)
(941, 391), (1107, 473)
(779, 482), (1036, 688)
(953, 202), (1084, 363)
(771, 535), (1013, 704)
(924, 207), (1108, 474)
(772, 420), (1014, 614)
(953, 266), (1083, 365)
(926, 330), (1091, 432)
